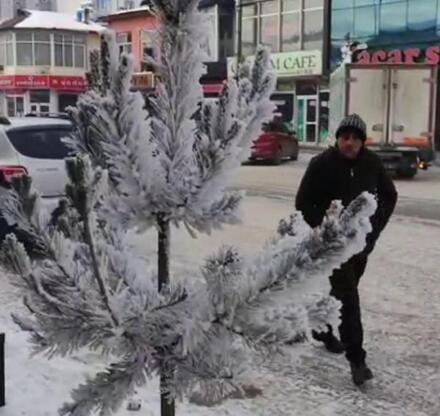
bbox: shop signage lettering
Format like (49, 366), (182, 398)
(0, 75), (87, 91)
(15, 75), (49, 88)
(356, 46), (440, 65)
(227, 50), (322, 78)
(50, 76), (87, 90)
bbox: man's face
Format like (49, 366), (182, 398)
(337, 132), (364, 160)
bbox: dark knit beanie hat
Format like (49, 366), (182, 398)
(335, 113), (367, 142)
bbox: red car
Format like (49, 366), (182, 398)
(249, 120), (299, 165)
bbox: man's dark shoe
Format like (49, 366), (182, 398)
(350, 362), (374, 386)
(311, 324), (345, 354)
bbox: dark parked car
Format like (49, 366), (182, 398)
(249, 119), (299, 165)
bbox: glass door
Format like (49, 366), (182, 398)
(6, 96), (25, 117)
(297, 96), (318, 143)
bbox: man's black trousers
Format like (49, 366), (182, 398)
(329, 253), (368, 365)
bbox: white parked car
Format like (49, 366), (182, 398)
(0, 115), (74, 206)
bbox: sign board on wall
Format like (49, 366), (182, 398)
(0, 75), (87, 91)
(356, 46), (440, 65)
(228, 50), (322, 79)
(132, 72), (155, 90)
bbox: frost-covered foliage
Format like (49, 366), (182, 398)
(0, 1), (379, 415)
(69, 0), (276, 234)
(0, 163), (376, 414)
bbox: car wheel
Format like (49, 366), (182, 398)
(397, 168), (417, 179)
(272, 148), (282, 165)
(290, 150), (298, 161)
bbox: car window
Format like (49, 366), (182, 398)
(6, 127), (75, 159)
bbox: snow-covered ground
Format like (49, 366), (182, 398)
(1, 195), (439, 416)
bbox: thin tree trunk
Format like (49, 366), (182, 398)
(0, 332), (5, 407)
(157, 215), (175, 416)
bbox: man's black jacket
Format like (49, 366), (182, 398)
(295, 146), (398, 254)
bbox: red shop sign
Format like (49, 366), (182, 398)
(356, 46), (440, 65)
(0, 75), (87, 91)
(50, 76), (87, 91)
(14, 75), (49, 88)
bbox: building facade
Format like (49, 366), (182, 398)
(234, 0), (330, 144)
(330, 0), (440, 151)
(199, 0), (235, 97)
(331, 0), (440, 69)
(92, 0), (143, 18)
(103, 1), (235, 96)
(102, 6), (158, 91)
(0, 0), (56, 21)
(0, 9), (103, 116)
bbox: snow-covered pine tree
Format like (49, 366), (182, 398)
(0, 1), (378, 415)
(69, 1), (278, 412)
(0, 166), (377, 415)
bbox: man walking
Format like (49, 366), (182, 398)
(295, 114), (398, 386)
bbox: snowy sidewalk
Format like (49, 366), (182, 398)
(0, 196), (439, 416)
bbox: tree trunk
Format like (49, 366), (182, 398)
(157, 215), (175, 416)
(0, 333), (5, 407)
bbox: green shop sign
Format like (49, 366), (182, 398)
(228, 50), (322, 78)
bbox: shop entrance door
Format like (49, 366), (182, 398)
(297, 96), (318, 144)
(6, 95), (25, 117)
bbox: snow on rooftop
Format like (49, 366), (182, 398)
(106, 6), (152, 17)
(14, 10), (106, 33)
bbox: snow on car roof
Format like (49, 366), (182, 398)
(4, 117), (72, 129)
(13, 10), (106, 33)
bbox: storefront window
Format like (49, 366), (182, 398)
(304, 8), (324, 50)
